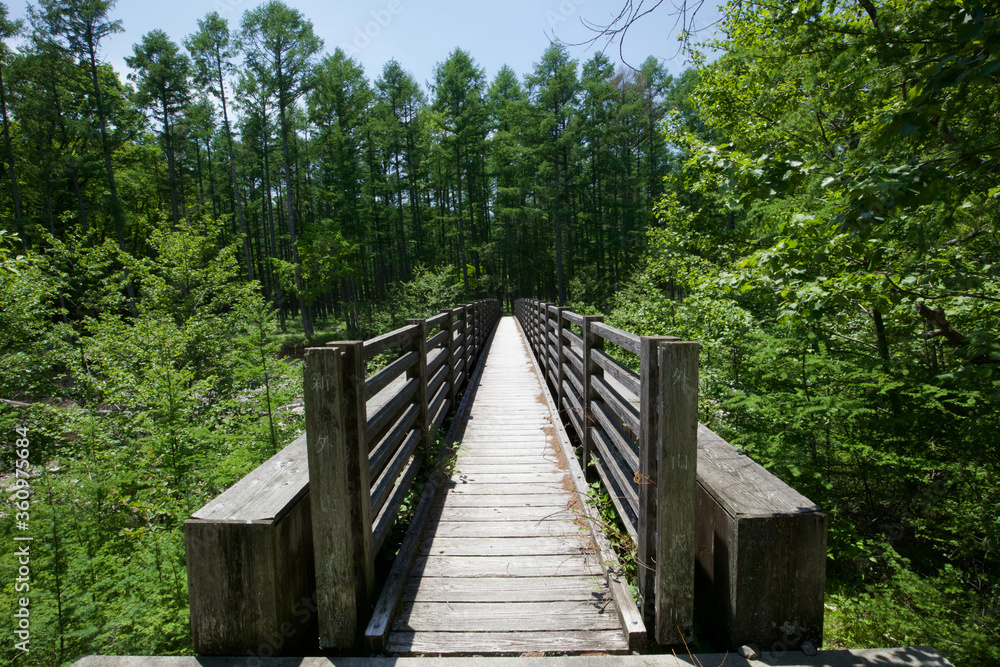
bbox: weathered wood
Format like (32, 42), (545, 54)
(368, 404), (419, 481)
(366, 377), (418, 447)
(363, 468), (443, 653)
(694, 424), (827, 650)
(405, 576), (609, 602)
(592, 347), (641, 399)
(373, 455), (422, 552)
(590, 450), (638, 539)
(406, 318), (430, 458)
(365, 351), (418, 401)
(387, 630), (628, 654)
(636, 335), (675, 633)
(394, 601), (621, 632)
(590, 400), (640, 473)
(582, 315), (604, 473)
(425, 310), (449, 329)
(593, 374), (640, 435)
(303, 347), (358, 648)
(426, 344), (448, 375)
(363, 324), (419, 359)
(419, 535), (593, 556)
(654, 341), (699, 645)
(590, 428), (639, 512)
(410, 555), (603, 578)
(592, 321), (641, 355)
(184, 437), (313, 656)
(562, 309), (584, 326)
(381, 316), (629, 655)
(370, 429), (422, 519)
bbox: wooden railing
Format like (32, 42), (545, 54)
(514, 298), (828, 650)
(185, 299), (501, 655)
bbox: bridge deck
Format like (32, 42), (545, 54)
(386, 317), (629, 655)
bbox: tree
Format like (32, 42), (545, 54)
(35, 0), (137, 305)
(527, 43), (579, 305)
(242, 0), (322, 337)
(126, 30), (192, 228)
(0, 3), (23, 234)
(432, 48), (488, 296)
(186, 12), (253, 279)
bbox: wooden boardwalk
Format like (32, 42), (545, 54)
(387, 317), (629, 655)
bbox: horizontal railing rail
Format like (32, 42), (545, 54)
(514, 298), (827, 650)
(185, 299), (502, 655)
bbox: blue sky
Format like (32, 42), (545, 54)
(7, 0), (723, 89)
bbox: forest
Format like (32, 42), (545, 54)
(1, 0), (998, 665)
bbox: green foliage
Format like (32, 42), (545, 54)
(0, 220), (303, 665)
(611, 1), (1000, 663)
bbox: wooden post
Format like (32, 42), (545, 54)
(406, 318), (430, 458)
(555, 307), (566, 412)
(655, 341), (699, 645)
(636, 334), (679, 635)
(441, 309), (456, 406)
(581, 315), (604, 473)
(304, 345), (373, 648)
(464, 304), (473, 380)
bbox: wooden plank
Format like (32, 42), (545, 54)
(364, 323), (419, 358)
(426, 328), (448, 350)
(419, 535), (594, 556)
(373, 455), (422, 553)
(591, 427), (640, 511)
(434, 505), (581, 523)
(591, 321), (641, 355)
(593, 374), (640, 435)
(370, 429), (422, 519)
(365, 351), (418, 400)
(368, 403), (418, 480)
(427, 520), (585, 538)
(387, 630), (628, 654)
(405, 576), (610, 602)
(191, 435), (308, 522)
(592, 347), (641, 399)
(439, 482), (566, 495)
(411, 555), (605, 578)
(590, 399), (640, 472)
(394, 601), (622, 632)
(445, 472), (569, 485)
(452, 463), (562, 474)
(425, 311), (449, 328)
(366, 377), (418, 447)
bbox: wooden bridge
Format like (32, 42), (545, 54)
(184, 299), (827, 658)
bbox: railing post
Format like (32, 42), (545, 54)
(537, 301), (546, 370)
(654, 341), (698, 645)
(636, 335), (678, 637)
(406, 318), (430, 458)
(441, 309), (455, 407)
(304, 344), (374, 648)
(581, 315), (604, 472)
(555, 307), (566, 412)
(464, 304), (473, 377)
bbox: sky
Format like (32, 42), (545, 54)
(7, 0), (724, 90)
